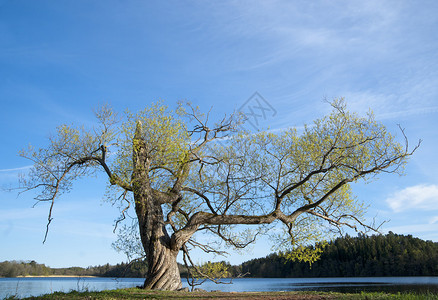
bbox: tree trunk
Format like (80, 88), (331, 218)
(133, 193), (182, 290)
(133, 191), (182, 290)
(132, 122), (182, 290)
(143, 235), (182, 290)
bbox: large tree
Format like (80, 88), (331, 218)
(19, 100), (418, 290)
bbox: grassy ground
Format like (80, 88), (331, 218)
(7, 288), (438, 300)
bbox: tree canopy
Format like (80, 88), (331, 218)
(19, 99), (418, 290)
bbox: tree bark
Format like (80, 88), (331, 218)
(137, 198), (182, 290)
(132, 122), (182, 290)
(133, 183), (183, 290)
(142, 232), (182, 290)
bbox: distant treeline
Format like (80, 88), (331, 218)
(0, 260), (148, 278)
(241, 232), (438, 277)
(2, 232), (438, 278)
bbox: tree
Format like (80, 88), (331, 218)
(19, 99), (418, 290)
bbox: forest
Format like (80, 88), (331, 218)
(241, 232), (438, 277)
(0, 260), (149, 278)
(1, 232), (437, 278)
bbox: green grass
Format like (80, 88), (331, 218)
(5, 288), (438, 300)
(340, 291), (438, 300)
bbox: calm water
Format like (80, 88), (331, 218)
(1, 277), (438, 299)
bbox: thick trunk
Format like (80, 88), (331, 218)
(135, 194), (183, 290)
(143, 237), (182, 290)
(140, 195), (182, 290)
(132, 122), (183, 290)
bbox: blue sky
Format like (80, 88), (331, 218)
(1, 0), (438, 268)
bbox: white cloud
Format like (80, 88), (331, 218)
(386, 184), (438, 212)
(0, 165), (32, 172)
(344, 90), (438, 121)
(385, 223), (438, 235)
(430, 216), (438, 224)
(0, 165), (32, 184)
(51, 219), (116, 239)
(0, 207), (47, 222)
(207, 1), (406, 71)
(384, 222), (438, 242)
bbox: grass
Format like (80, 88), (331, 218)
(6, 288), (438, 300)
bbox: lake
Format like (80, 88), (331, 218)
(1, 277), (438, 299)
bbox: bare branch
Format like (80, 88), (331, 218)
(113, 190), (131, 233)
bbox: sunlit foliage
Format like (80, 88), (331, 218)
(19, 99), (418, 288)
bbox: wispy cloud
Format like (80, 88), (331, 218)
(0, 165), (32, 172)
(386, 184), (438, 212)
(344, 90), (438, 120)
(0, 205), (117, 240)
(0, 166), (32, 185)
(219, 1), (405, 67)
(52, 219), (116, 239)
(197, 1), (438, 128)
(385, 223), (438, 235)
(0, 207), (47, 222)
